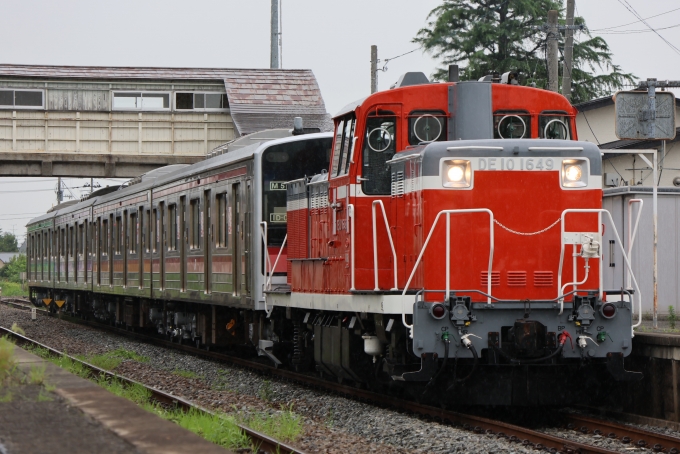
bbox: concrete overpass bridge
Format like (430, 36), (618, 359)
(0, 64), (330, 178)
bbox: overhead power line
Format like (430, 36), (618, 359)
(596, 23), (680, 35)
(591, 6), (680, 31)
(617, 0), (680, 57)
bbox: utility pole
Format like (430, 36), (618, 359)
(56, 177), (63, 204)
(562, 0), (575, 101)
(270, 0), (280, 69)
(370, 45), (378, 94)
(547, 10), (559, 92)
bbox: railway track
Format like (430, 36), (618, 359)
(4, 298), (679, 453)
(562, 412), (680, 453)
(0, 322), (304, 454)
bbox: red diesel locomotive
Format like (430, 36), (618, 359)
(27, 71), (642, 405)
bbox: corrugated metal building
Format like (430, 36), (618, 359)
(0, 64), (330, 176)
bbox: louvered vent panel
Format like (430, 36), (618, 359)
(391, 171), (405, 197)
(534, 271), (554, 287)
(480, 271), (500, 287)
(507, 271), (527, 287)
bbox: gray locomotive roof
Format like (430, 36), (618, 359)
(26, 132), (332, 227)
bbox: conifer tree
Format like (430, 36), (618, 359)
(414, 0), (635, 103)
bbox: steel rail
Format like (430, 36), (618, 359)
(0, 324), (305, 454)
(562, 412), (680, 453)
(2, 300), (625, 454)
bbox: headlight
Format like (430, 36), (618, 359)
(447, 165), (465, 182)
(564, 164), (582, 181)
(561, 159), (588, 188)
(442, 160), (472, 188)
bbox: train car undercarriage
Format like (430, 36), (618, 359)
(29, 285), (640, 406)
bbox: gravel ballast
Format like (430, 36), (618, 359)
(1, 303), (653, 453)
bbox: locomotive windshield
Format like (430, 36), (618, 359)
(262, 137), (332, 246)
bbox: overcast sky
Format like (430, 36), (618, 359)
(1, 0), (679, 244)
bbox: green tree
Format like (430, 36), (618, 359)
(0, 230), (18, 253)
(414, 0), (635, 104)
(0, 254), (26, 283)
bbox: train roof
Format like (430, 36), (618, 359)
(26, 132), (332, 227)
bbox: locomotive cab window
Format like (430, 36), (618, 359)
(539, 111), (572, 140)
(261, 137), (332, 247)
(493, 110), (531, 139)
(362, 112), (396, 195)
(330, 115), (356, 177)
(408, 110), (447, 145)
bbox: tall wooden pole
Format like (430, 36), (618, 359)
(270, 0), (280, 69)
(547, 10), (559, 92)
(371, 45), (378, 94)
(562, 0), (575, 101)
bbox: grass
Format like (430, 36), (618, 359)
(670, 306), (677, 330)
(173, 369), (200, 379)
(171, 409), (250, 449)
(0, 336), (16, 381)
(77, 348), (149, 371)
(28, 364), (46, 385)
(95, 375), (251, 450)
(258, 380), (273, 401)
(18, 342), (301, 449)
(0, 281), (25, 297)
(36, 389), (53, 402)
(10, 323), (25, 336)
(241, 404), (303, 443)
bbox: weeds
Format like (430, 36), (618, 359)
(109, 348), (149, 363)
(0, 281), (25, 297)
(0, 336), (16, 381)
(77, 348), (148, 371)
(24, 344), (50, 359)
(37, 389), (53, 402)
(173, 369), (200, 379)
(28, 364), (46, 385)
(171, 408), (250, 449)
(325, 408), (335, 428)
(241, 404), (303, 443)
(258, 380), (273, 401)
(78, 352), (122, 371)
(0, 391), (12, 402)
(10, 323), (25, 336)
(669, 306), (677, 330)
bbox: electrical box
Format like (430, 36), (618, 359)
(604, 173), (619, 187)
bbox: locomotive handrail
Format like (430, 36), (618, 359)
(267, 234), (287, 293)
(627, 199), (643, 290)
(348, 204), (356, 291)
(557, 209), (642, 329)
(371, 200), (398, 291)
(259, 222), (273, 316)
(401, 209), (495, 337)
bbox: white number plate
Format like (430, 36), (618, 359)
(478, 157), (555, 171)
